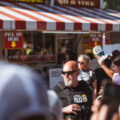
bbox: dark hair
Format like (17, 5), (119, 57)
(112, 50), (120, 58)
(20, 115), (45, 120)
(87, 53), (94, 60)
(112, 57), (120, 67)
(101, 83), (120, 120)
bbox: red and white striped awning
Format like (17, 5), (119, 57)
(0, 2), (120, 32)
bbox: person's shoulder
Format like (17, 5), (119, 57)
(54, 81), (65, 94)
(78, 80), (89, 87)
(91, 59), (100, 70)
(78, 80), (92, 91)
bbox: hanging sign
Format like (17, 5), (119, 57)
(90, 33), (102, 47)
(54, 0), (100, 8)
(4, 31), (23, 49)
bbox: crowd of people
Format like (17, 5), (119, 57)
(54, 45), (120, 120)
(7, 44), (55, 62)
(0, 45), (120, 120)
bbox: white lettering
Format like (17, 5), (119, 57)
(16, 32), (22, 36)
(57, 0), (96, 7)
(5, 32), (11, 37)
(90, 1), (94, 6)
(58, 0), (68, 4)
(85, 1), (90, 6)
(81, 1), (85, 5)
(71, 0), (76, 5)
(5, 32), (22, 37)
(8, 37), (19, 42)
(78, 1), (81, 5)
(92, 37), (99, 41)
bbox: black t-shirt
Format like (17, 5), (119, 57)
(95, 57), (112, 94)
(54, 80), (93, 120)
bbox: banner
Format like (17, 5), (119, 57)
(90, 33), (103, 47)
(4, 31), (23, 49)
(54, 0), (100, 8)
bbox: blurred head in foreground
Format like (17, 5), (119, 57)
(48, 90), (62, 120)
(0, 62), (49, 120)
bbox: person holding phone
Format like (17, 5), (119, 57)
(98, 56), (120, 85)
(93, 46), (112, 94)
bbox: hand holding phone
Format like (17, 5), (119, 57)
(98, 57), (105, 66)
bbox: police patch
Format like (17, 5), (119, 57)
(73, 94), (88, 103)
(73, 95), (83, 103)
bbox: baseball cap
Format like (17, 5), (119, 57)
(0, 62), (50, 120)
(93, 45), (104, 56)
(48, 90), (62, 120)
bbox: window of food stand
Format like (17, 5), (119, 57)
(106, 32), (120, 44)
(7, 32), (56, 63)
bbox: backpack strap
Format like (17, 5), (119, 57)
(57, 81), (66, 90)
(57, 81), (73, 104)
(89, 70), (93, 78)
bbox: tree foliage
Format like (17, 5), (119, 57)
(104, 0), (120, 10)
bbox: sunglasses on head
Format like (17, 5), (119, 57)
(97, 51), (104, 56)
(77, 62), (85, 65)
(62, 70), (78, 75)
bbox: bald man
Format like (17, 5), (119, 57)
(54, 61), (93, 120)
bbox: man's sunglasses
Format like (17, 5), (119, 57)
(77, 62), (85, 65)
(62, 70), (78, 75)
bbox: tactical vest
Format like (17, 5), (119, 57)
(56, 81), (92, 120)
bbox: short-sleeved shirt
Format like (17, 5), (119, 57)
(113, 73), (120, 84)
(54, 80), (93, 120)
(78, 70), (96, 88)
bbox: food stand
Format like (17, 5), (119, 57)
(0, 0), (120, 69)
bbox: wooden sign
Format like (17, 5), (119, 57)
(54, 0), (100, 8)
(4, 31), (23, 49)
